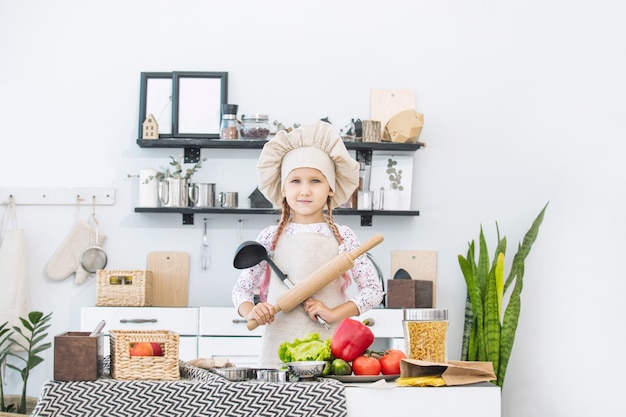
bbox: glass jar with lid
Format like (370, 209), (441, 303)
(220, 114), (239, 140)
(403, 308), (448, 363)
(240, 114), (270, 140)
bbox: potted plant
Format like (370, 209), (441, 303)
(384, 158), (403, 210)
(146, 155), (207, 207)
(0, 311), (53, 415)
(386, 158), (404, 191)
(457, 203), (548, 388)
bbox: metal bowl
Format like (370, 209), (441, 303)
(212, 367), (251, 382)
(286, 361), (327, 380)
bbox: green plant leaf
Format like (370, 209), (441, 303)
(483, 252), (503, 373)
(458, 203), (548, 389)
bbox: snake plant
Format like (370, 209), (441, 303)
(458, 203), (548, 388)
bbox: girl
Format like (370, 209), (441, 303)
(232, 121), (384, 367)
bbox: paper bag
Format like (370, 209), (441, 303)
(400, 359), (496, 386)
(383, 110), (424, 143)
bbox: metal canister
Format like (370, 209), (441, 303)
(403, 308), (448, 363)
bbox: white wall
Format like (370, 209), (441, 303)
(1, 1), (625, 416)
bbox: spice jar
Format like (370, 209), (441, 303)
(240, 114), (270, 140)
(403, 308), (448, 363)
(220, 114), (239, 140)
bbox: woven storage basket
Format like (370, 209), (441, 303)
(96, 270), (153, 306)
(109, 330), (180, 380)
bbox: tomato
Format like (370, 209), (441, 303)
(352, 355), (381, 376)
(379, 349), (406, 375)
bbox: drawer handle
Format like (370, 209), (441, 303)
(232, 319), (248, 324)
(119, 319), (157, 324)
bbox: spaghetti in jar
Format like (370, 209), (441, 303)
(403, 308), (448, 363)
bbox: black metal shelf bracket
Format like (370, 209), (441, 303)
(182, 213), (194, 225)
(184, 147), (201, 163)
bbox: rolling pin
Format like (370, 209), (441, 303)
(247, 233), (384, 330)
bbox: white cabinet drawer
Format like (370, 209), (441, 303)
(81, 307), (199, 335)
(198, 337), (261, 367)
(356, 308), (404, 338)
(199, 307), (263, 336)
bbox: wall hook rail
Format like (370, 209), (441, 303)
(0, 187), (116, 206)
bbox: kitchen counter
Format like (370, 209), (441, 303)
(344, 381), (500, 417)
(33, 360), (500, 417)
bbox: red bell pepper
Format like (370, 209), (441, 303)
(331, 318), (375, 362)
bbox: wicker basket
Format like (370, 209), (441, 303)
(109, 330), (180, 380)
(96, 270), (153, 306)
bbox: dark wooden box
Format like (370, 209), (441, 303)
(387, 280), (433, 309)
(54, 331), (103, 381)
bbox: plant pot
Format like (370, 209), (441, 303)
(158, 178), (189, 207)
(384, 189), (402, 210)
(0, 395), (38, 416)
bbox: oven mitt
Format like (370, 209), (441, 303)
(46, 220), (96, 281)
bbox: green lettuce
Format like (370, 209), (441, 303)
(278, 333), (332, 363)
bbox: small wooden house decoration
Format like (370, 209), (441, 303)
(249, 187), (273, 208)
(142, 114), (159, 139)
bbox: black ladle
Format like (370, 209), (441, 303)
(233, 241), (296, 288)
(233, 241), (330, 329)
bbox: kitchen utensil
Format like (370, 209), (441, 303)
(211, 367), (251, 382)
(286, 361), (326, 380)
(252, 368), (288, 382)
(246, 233), (384, 330)
(89, 320), (106, 337)
(189, 183), (216, 208)
(233, 241), (294, 287)
(393, 268), (412, 280)
(233, 240), (329, 329)
(159, 178), (189, 207)
(218, 192), (238, 208)
(200, 218), (210, 270)
(147, 252), (190, 307)
(80, 203), (107, 273)
(391, 250), (437, 307)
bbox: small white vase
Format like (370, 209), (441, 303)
(384, 189), (402, 210)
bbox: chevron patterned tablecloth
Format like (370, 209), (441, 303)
(33, 359), (347, 417)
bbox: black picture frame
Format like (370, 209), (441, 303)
(172, 71), (228, 139)
(138, 72), (173, 138)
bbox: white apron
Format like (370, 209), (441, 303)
(259, 232), (346, 368)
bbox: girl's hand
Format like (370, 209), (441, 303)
(303, 297), (333, 324)
(247, 302), (276, 325)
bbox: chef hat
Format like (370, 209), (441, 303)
(257, 121), (360, 209)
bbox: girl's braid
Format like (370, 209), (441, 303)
(325, 197), (344, 246)
(272, 198), (291, 250)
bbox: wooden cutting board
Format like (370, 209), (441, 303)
(391, 250), (437, 307)
(370, 89), (416, 136)
(147, 251), (190, 307)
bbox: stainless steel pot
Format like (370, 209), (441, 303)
(252, 368), (288, 382)
(212, 367), (251, 382)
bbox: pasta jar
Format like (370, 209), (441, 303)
(240, 114), (270, 139)
(403, 308), (448, 363)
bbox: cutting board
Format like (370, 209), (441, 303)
(370, 89), (416, 136)
(147, 251), (190, 307)
(391, 250), (437, 307)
